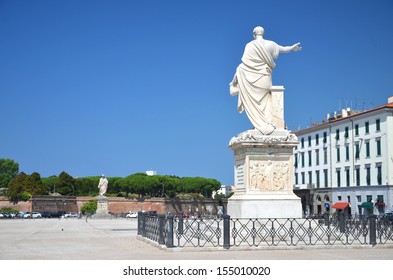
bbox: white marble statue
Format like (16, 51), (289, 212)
(230, 26), (301, 135)
(97, 174), (108, 196)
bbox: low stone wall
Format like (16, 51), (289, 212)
(0, 196), (31, 212)
(107, 197), (166, 214)
(0, 196), (227, 215)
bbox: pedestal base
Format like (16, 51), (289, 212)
(228, 128), (302, 219)
(228, 192), (302, 218)
(93, 196), (112, 219)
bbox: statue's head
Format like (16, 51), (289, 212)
(101, 174), (105, 178)
(253, 26), (264, 38)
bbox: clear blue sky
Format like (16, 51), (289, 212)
(1, 0), (392, 185)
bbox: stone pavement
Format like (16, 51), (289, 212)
(0, 218), (392, 260)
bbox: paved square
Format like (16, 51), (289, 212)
(1, 218), (392, 260)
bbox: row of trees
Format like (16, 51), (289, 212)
(1, 159), (222, 203)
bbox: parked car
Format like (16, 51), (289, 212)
(17, 211), (27, 218)
(31, 212), (42, 218)
(21, 212), (42, 218)
(311, 213), (323, 219)
(41, 212), (63, 218)
(22, 212), (31, 218)
(126, 212), (138, 218)
(0, 212), (12, 218)
(175, 213), (190, 218)
(64, 212), (78, 218)
(381, 212), (393, 223)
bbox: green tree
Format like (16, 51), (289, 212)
(75, 177), (98, 196)
(0, 158), (19, 190)
(42, 176), (59, 194)
(80, 200), (97, 214)
(56, 171), (76, 196)
(157, 175), (181, 197)
(6, 172), (47, 202)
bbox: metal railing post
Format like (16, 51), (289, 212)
(141, 212), (147, 237)
(339, 212), (345, 233)
(369, 214), (377, 246)
(158, 214), (165, 245)
(166, 213), (175, 248)
(178, 211), (184, 235)
(137, 211), (143, 235)
(222, 213), (230, 249)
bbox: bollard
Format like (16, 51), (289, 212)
(369, 214), (377, 246)
(158, 214), (165, 245)
(178, 211), (184, 235)
(166, 213), (175, 248)
(339, 212), (345, 233)
(222, 213), (230, 249)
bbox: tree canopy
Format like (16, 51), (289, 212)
(0, 158), (19, 190)
(6, 172), (47, 203)
(1, 159), (222, 200)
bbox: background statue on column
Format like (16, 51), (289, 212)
(97, 174), (108, 196)
(230, 26), (301, 135)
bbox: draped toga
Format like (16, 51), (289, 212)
(231, 39), (280, 135)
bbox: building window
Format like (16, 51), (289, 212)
(316, 134), (319, 145)
(323, 132), (327, 143)
(323, 148), (328, 164)
(366, 195), (372, 202)
(336, 146), (340, 162)
(301, 172), (305, 184)
(376, 138), (381, 156)
(316, 170), (320, 188)
(335, 129), (340, 140)
(355, 142), (360, 159)
(355, 124), (359, 136)
(308, 136), (311, 147)
(365, 121), (370, 134)
(308, 151), (312, 167)
(301, 153), (305, 168)
(324, 169), (328, 188)
(345, 168), (350, 187)
(355, 167), (360, 186)
(377, 165), (382, 185)
(294, 154), (298, 168)
(308, 171), (312, 186)
(376, 118), (381, 132)
(295, 173), (298, 185)
(301, 138), (304, 148)
(357, 196), (361, 203)
(338, 196), (342, 201)
(345, 145), (350, 161)
(316, 149), (320, 166)
(366, 166), (371, 186)
(347, 196), (351, 202)
(365, 141), (370, 158)
(344, 126), (349, 138)
(336, 169), (341, 187)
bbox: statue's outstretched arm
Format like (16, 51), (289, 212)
(279, 42), (301, 53)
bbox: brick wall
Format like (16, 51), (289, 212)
(0, 196), (227, 215)
(0, 196), (31, 212)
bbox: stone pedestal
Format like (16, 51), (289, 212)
(227, 128), (302, 218)
(93, 196), (112, 219)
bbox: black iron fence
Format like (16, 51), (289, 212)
(137, 211), (393, 249)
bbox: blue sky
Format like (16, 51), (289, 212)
(1, 0), (392, 185)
